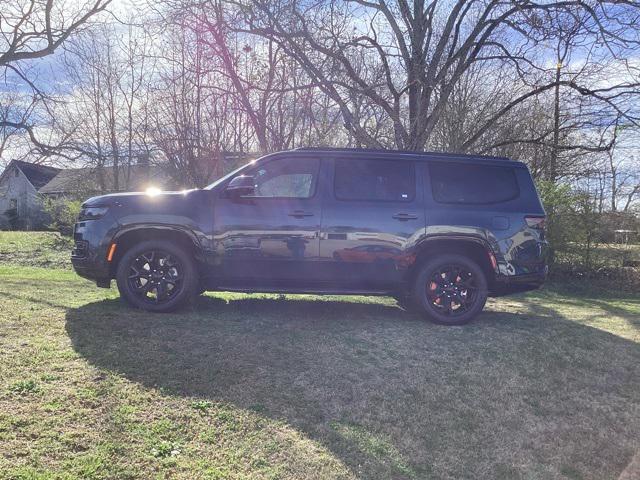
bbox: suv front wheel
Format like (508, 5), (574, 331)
(413, 254), (488, 325)
(116, 239), (198, 312)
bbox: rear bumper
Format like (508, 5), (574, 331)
(491, 267), (547, 296)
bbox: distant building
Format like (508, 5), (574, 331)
(0, 160), (61, 230)
(0, 153), (256, 230)
(38, 164), (172, 198)
(0, 161), (171, 230)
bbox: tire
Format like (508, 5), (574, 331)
(412, 254), (488, 325)
(116, 239), (198, 312)
(393, 294), (419, 312)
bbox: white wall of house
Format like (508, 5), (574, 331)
(0, 166), (46, 229)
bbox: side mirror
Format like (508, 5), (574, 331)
(225, 175), (255, 197)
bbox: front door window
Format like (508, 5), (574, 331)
(248, 157), (319, 198)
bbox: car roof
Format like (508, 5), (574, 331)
(271, 147), (527, 168)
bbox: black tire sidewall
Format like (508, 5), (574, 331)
(393, 295), (419, 312)
(413, 254), (488, 325)
(116, 239), (198, 312)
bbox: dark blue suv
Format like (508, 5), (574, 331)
(71, 148), (548, 325)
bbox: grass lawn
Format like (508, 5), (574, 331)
(0, 232), (638, 479)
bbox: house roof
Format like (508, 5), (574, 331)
(5, 160), (61, 189)
(38, 165), (171, 194)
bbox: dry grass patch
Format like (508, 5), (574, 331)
(0, 233), (638, 479)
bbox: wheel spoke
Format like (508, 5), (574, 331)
(163, 254), (176, 267)
(452, 293), (465, 309)
(128, 266), (148, 280)
(457, 279), (476, 290)
(141, 252), (154, 266)
(441, 295), (453, 313)
(131, 278), (151, 292)
(156, 281), (167, 301)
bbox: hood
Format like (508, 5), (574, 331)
(82, 189), (200, 207)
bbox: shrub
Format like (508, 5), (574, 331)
(537, 181), (576, 261)
(43, 197), (82, 236)
(537, 181), (605, 269)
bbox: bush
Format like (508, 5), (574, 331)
(537, 181), (575, 260)
(43, 198), (82, 236)
(537, 180), (603, 269)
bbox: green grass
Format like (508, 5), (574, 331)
(0, 231), (73, 269)
(0, 232), (639, 479)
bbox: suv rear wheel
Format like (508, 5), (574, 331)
(412, 254), (488, 325)
(116, 239), (198, 312)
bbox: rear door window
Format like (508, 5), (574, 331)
(334, 158), (415, 202)
(429, 162), (519, 204)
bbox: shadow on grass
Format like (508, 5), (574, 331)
(65, 295), (640, 480)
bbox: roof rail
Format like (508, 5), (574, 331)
(293, 147), (510, 161)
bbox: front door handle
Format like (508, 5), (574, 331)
(392, 212), (418, 221)
(288, 210), (314, 218)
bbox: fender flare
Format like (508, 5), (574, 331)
(412, 234), (499, 274)
(111, 224), (203, 254)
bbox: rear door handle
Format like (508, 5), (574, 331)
(288, 210), (314, 218)
(392, 212), (418, 221)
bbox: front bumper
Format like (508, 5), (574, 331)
(71, 219), (115, 286)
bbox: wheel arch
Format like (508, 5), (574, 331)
(410, 236), (498, 289)
(108, 226), (200, 278)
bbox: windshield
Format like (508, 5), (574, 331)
(204, 161), (254, 190)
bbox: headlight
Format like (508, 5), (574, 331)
(78, 206), (109, 221)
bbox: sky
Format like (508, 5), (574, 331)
(1, 0), (638, 183)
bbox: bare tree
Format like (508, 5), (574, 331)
(601, 123), (640, 212)
(54, 22), (156, 191)
(233, 0), (639, 154)
(157, 0), (343, 154)
(146, 8), (232, 187)
(0, 0), (112, 155)
(0, 90), (32, 163)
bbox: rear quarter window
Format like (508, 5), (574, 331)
(429, 162), (519, 204)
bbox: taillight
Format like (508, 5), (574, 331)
(525, 216), (546, 230)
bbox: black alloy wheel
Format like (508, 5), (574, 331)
(413, 254), (488, 325)
(127, 250), (183, 304)
(426, 264), (479, 316)
(116, 240), (197, 312)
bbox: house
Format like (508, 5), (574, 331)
(38, 164), (173, 198)
(1, 153), (255, 230)
(0, 160), (61, 229)
(0, 161), (172, 230)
